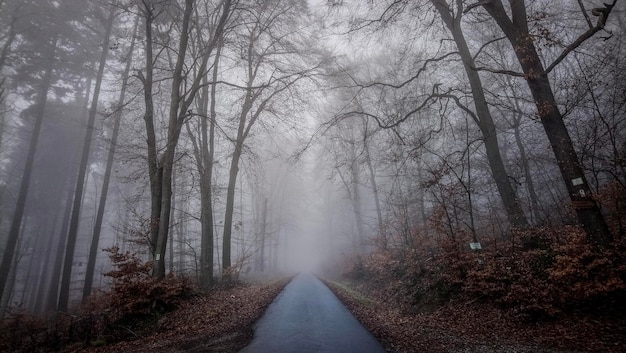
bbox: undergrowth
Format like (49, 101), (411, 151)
(0, 246), (195, 352)
(344, 183), (626, 321)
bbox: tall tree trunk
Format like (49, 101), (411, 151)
(169, 167), (176, 274)
(177, 193), (185, 272)
(0, 236), (20, 318)
(223, 141), (243, 273)
(146, 0), (231, 279)
(349, 144), (366, 253)
(363, 132), (385, 247)
(222, 79), (258, 276)
(46, 167), (78, 313)
(193, 40), (222, 289)
(139, 6), (161, 257)
(152, 0), (196, 279)
(512, 115), (541, 224)
(83, 12), (136, 300)
(432, 0), (529, 228)
(58, 8), (114, 311)
(0, 35), (57, 300)
(259, 197), (268, 273)
(482, 1), (612, 246)
(32, 207), (62, 314)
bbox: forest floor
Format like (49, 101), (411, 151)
(65, 277), (291, 353)
(324, 278), (626, 353)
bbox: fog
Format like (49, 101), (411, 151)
(0, 0), (624, 317)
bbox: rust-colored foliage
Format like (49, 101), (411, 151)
(103, 245), (195, 322)
(346, 184), (626, 321)
(0, 246), (196, 352)
(596, 181), (626, 238)
(338, 184), (626, 351)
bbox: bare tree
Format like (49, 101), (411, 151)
(184, 4), (227, 287)
(431, 0), (529, 228)
(0, 34), (57, 302)
(58, 3), (116, 311)
(220, 0), (324, 274)
(472, 0), (616, 245)
(136, 0), (232, 279)
(83, 15), (139, 300)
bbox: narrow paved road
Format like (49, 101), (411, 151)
(240, 273), (386, 353)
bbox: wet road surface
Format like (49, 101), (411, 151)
(239, 273), (386, 353)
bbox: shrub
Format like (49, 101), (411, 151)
(549, 231), (626, 313)
(103, 246), (196, 324)
(347, 224), (626, 321)
(0, 246), (197, 352)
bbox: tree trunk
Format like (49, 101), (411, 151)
(145, 0), (231, 278)
(32, 206), (62, 314)
(140, 8), (161, 257)
(222, 72), (256, 276)
(349, 143), (366, 253)
(177, 193), (186, 272)
(482, 1), (612, 246)
(58, 8), (114, 311)
(223, 141), (243, 273)
(512, 116), (541, 224)
(46, 167), (77, 313)
(0, 230), (23, 319)
(197, 41), (222, 289)
(152, 0), (196, 279)
(0, 35), (57, 300)
(432, 0), (529, 228)
(259, 197), (268, 273)
(169, 167), (177, 274)
(363, 131), (385, 247)
(83, 12), (136, 300)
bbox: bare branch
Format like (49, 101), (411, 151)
(434, 92), (479, 125)
(472, 36), (506, 61)
(463, 0), (491, 14)
(347, 51), (459, 90)
(545, 0), (617, 74)
(339, 0), (407, 34)
(471, 65), (524, 77)
(576, 0), (594, 29)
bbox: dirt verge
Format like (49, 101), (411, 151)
(68, 277), (290, 353)
(324, 278), (625, 353)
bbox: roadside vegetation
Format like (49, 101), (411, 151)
(0, 248), (290, 353)
(325, 184), (626, 353)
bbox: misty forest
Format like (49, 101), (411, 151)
(0, 0), (625, 352)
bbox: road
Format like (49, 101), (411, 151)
(239, 273), (386, 353)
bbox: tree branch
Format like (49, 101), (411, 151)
(471, 65), (524, 77)
(463, 0), (491, 14)
(347, 51), (459, 89)
(472, 36), (506, 61)
(545, 0), (617, 74)
(576, 0), (594, 29)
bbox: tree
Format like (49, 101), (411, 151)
(220, 0), (324, 274)
(137, 0), (232, 279)
(326, 121), (368, 253)
(82, 15), (139, 300)
(431, 0), (529, 228)
(0, 0), (108, 312)
(58, 2), (116, 312)
(473, 0), (616, 245)
(184, 0), (230, 288)
(0, 33), (57, 304)
(334, 0), (529, 229)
